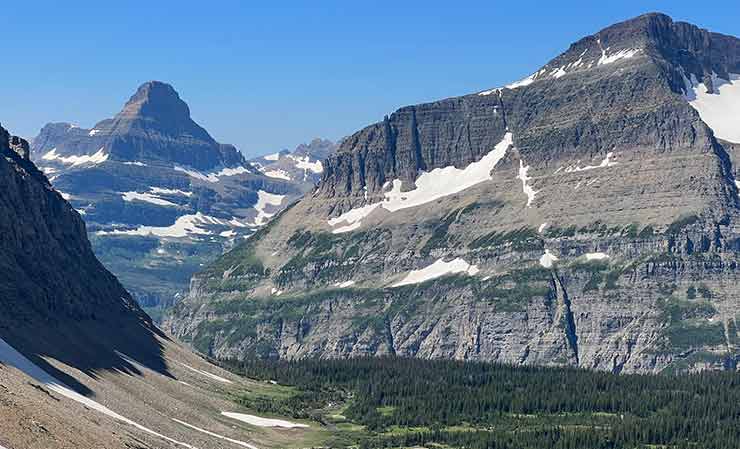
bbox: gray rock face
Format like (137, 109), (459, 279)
(167, 13), (740, 373)
(0, 122), (168, 377)
(30, 82), (306, 315)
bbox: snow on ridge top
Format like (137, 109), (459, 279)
(393, 258), (479, 287)
(329, 132), (514, 233)
(42, 147), (109, 167)
(682, 71), (740, 143)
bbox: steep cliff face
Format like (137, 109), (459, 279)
(30, 82), (305, 313)
(167, 13), (740, 373)
(0, 122), (167, 378)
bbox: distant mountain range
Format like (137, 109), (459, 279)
(167, 13), (740, 374)
(30, 81), (334, 316)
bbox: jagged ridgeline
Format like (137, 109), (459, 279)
(167, 13), (740, 373)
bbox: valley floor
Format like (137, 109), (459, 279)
(2, 334), (738, 449)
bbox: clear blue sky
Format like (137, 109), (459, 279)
(1, 1), (738, 157)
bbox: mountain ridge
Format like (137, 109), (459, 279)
(167, 12), (740, 373)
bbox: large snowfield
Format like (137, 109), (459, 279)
(329, 133), (514, 233)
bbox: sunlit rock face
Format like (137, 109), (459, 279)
(167, 13), (740, 374)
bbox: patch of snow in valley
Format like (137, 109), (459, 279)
(42, 147), (109, 167)
(393, 258), (479, 287)
(222, 412), (309, 429)
(173, 419), (258, 449)
(682, 71), (740, 143)
(328, 133), (513, 233)
(539, 249), (559, 268)
(516, 160), (537, 207)
(122, 191), (179, 207)
(251, 191), (285, 226)
(564, 153), (617, 172)
(0, 338), (196, 449)
(585, 252), (609, 260)
(178, 362), (232, 384)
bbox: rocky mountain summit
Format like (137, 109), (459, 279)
(249, 138), (336, 192)
(31, 82), (305, 316)
(167, 13), (740, 373)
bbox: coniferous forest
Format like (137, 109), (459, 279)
(222, 357), (740, 449)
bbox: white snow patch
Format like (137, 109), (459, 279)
(0, 338), (196, 448)
(539, 249), (559, 268)
(121, 191), (178, 207)
(97, 213), (222, 238)
(682, 72), (740, 143)
(42, 147), (109, 166)
(123, 161), (147, 166)
(393, 258), (479, 287)
(288, 154), (324, 173)
(564, 153), (617, 172)
(220, 230), (236, 238)
(57, 190), (72, 200)
(596, 39), (641, 66)
(88, 129), (100, 136)
(328, 133), (513, 232)
(585, 252), (609, 260)
(178, 362), (232, 384)
(252, 190), (285, 226)
(173, 419), (258, 449)
(149, 187), (192, 197)
(222, 412), (309, 429)
(506, 73), (537, 89)
(334, 280), (356, 288)
(516, 160), (537, 207)
(262, 169), (292, 180)
(215, 166), (251, 177)
(175, 166), (219, 183)
(263, 152), (281, 161)
(538, 223), (548, 233)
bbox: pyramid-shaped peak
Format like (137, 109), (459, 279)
(120, 81), (191, 121)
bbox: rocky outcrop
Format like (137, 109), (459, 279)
(167, 14), (740, 373)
